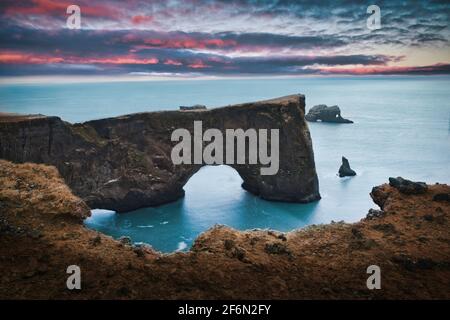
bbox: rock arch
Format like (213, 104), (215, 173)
(181, 164), (244, 198)
(0, 94), (320, 212)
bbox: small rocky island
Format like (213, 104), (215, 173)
(338, 157), (357, 177)
(306, 105), (353, 123)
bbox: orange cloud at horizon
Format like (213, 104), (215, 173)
(0, 51), (159, 65)
(0, 52), (64, 64)
(316, 64), (449, 75)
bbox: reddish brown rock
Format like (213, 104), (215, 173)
(0, 160), (449, 299)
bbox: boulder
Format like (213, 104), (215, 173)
(338, 157), (356, 177)
(433, 193), (450, 202)
(388, 177), (428, 195)
(305, 105), (353, 123)
(366, 209), (385, 220)
(119, 236), (132, 246)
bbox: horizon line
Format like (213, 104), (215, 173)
(1, 73), (450, 85)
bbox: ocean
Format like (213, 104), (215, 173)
(1, 76), (449, 252)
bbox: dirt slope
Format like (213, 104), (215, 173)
(0, 159), (449, 299)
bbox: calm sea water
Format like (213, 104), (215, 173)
(1, 76), (449, 252)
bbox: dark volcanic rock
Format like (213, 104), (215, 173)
(389, 177), (428, 195)
(366, 209), (385, 220)
(119, 236), (132, 246)
(0, 94), (320, 212)
(433, 193), (450, 202)
(305, 105), (353, 123)
(338, 157), (356, 177)
(392, 254), (437, 271)
(179, 104), (207, 111)
(264, 242), (291, 255)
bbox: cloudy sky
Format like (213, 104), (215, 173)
(0, 0), (449, 78)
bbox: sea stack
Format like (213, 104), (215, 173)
(338, 157), (356, 177)
(305, 105), (353, 123)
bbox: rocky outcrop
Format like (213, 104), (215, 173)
(1, 160), (449, 299)
(179, 104), (207, 111)
(305, 105), (353, 123)
(388, 177), (428, 195)
(0, 94), (320, 212)
(338, 156), (356, 177)
(433, 193), (450, 202)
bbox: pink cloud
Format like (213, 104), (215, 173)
(131, 15), (154, 25)
(0, 51), (64, 64)
(121, 35), (237, 50)
(315, 64), (450, 75)
(81, 56), (159, 65)
(4, 0), (119, 18)
(164, 59), (183, 66)
(188, 59), (210, 69)
(0, 50), (159, 65)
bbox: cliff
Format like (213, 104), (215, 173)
(0, 159), (449, 299)
(0, 95), (320, 212)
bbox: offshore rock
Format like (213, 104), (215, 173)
(338, 156), (356, 177)
(305, 105), (353, 123)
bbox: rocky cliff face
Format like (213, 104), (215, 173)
(0, 94), (320, 212)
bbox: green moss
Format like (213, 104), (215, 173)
(70, 125), (106, 147)
(128, 150), (147, 166)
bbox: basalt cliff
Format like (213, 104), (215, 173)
(0, 159), (449, 299)
(0, 94), (320, 212)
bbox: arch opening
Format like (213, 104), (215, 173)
(182, 165), (247, 203)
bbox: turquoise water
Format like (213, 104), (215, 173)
(1, 77), (449, 252)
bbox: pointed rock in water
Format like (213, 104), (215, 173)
(338, 157), (356, 177)
(305, 105), (353, 123)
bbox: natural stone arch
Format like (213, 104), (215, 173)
(0, 94), (320, 212)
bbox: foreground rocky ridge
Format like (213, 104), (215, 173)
(0, 94), (319, 212)
(0, 160), (449, 299)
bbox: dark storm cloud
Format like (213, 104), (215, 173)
(0, 27), (349, 56)
(0, 0), (449, 76)
(0, 47), (400, 76)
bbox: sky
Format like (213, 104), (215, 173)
(0, 0), (449, 79)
